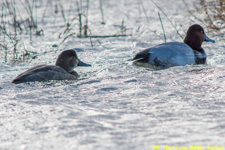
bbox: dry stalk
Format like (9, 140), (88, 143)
(191, 0), (224, 33)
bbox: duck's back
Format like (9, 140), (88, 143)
(133, 42), (196, 68)
(12, 65), (78, 84)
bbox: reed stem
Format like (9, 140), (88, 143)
(138, 0), (149, 23)
(99, 0), (105, 24)
(158, 12), (166, 42)
(150, 0), (183, 40)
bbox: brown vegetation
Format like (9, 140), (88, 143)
(195, 0), (225, 32)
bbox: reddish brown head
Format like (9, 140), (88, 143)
(184, 24), (215, 51)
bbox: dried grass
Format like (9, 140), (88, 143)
(194, 0), (225, 32)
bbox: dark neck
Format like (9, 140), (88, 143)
(193, 49), (206, 64)
(56, 62), (69, 72)
(184, 34), (203, 52)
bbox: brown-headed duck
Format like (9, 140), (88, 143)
(132, 24), (215, 68)
(12, 49), (91, 84)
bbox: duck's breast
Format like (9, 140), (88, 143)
(148, 42), (196, 67)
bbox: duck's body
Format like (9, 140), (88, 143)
(12, 49), (90, 84)
(133, 24), (215, 68)
(12, 65), (78, 84)
(133, 42), (206, 68)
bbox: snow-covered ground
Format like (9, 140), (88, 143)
(0, 0), (225, 149)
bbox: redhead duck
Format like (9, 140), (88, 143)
(12, 49), (90, 84)
(132, 24), (215, 68)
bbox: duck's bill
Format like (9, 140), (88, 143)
(78, 59), (91, 66)
(205, 35), (215, 43)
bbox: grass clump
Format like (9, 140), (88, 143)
(192, 0), (225, 34)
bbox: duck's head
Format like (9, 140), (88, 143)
(184, 24), (215, 51)
(55, 49), (91, 73)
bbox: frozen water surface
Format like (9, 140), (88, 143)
(0, 0), (225, 149)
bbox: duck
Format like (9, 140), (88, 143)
(12, 49), (91, 84)
(132, 24), (215, 68)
